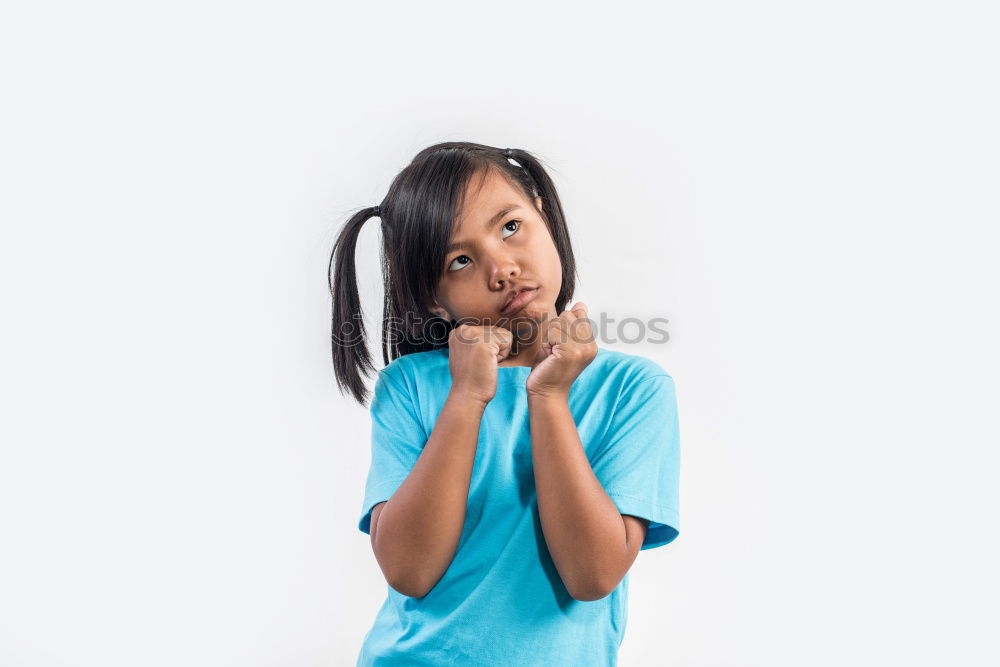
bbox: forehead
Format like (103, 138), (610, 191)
(455, 168), (527, 227)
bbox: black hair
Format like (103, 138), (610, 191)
(328, 141), (578, 406)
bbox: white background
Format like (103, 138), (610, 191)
(2, 1), (998, 665)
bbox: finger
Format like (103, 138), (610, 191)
(571, 316), (595, 344)
(554, 303), (584, 326)
(544, 317), (571, 345)
(551, 304), (591, 345)
(489, 325), (514, 341)
(558, 302), (587, 322)
(545, 314), (569, 332)
(568, 303), (594, 342)
(489, 325), (513, 352)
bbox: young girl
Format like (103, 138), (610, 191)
(329, 142), (681, 666)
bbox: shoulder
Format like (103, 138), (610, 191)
(376, 347), (450, 392)
(584, 346), (674, 390)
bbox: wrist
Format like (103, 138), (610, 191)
(527, 389), (570, 404)
(446, 389), (491, 411)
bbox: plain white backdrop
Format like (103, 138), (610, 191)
(2, 1), (998, 665)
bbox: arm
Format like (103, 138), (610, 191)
(529, 393), (650, 601)
(369, 390), (488, 598)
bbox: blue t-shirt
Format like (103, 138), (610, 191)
(356, 345), (681, 666)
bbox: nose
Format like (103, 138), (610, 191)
(488, 251), (520, 290)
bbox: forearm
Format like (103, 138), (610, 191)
(529, 393), (628, 601)
(374, 391), (486, 596)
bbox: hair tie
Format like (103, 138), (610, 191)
(372, 205), (380, 217)
(504, 148), (514, 159)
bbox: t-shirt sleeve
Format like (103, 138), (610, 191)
(590, 373), (681, 550)
(357, 366), (428, 535)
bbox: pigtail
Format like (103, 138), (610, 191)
(329, 205), (382, 405)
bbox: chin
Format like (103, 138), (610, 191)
(505, 303), (549, 328)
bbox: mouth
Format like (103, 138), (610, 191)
(500, 287), (539, 317)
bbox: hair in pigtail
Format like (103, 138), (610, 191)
(329, 142), (579, 406)
(329, 205), (382, 405)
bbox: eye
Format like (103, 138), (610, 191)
(501, 219), (520, 238)
(447, 255), (471, 272)
(445, 220), (521, 273)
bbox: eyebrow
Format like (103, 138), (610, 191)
(445, 204), (521, 254)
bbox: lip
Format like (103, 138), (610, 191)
(500, 287), (538, 317)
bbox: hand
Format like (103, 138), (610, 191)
(447, 323), (514, 405)
(526, 302), (598, 400)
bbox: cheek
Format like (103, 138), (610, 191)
(436, 283), (481, 315)
(537, 237), (563, 280)
(538, 252), (563, 304)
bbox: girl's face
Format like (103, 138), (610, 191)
(428, 168), (563, 330)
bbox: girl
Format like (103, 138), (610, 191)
(329, 142), (681, 666)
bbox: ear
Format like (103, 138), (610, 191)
(427, 297), (450, 320)
(534, 195), (543, 213)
